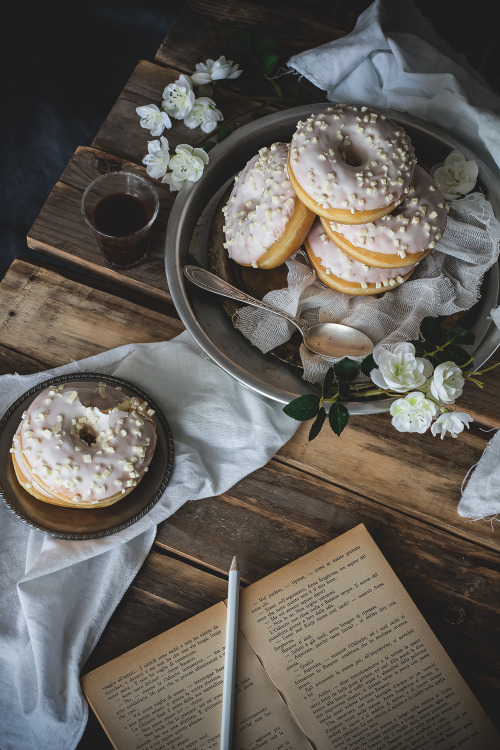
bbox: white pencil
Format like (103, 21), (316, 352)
(220, 556), (240, 750)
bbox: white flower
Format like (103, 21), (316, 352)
(141, 136), (170, 179)
(428, 361), (464, 404)
(431, 411), (473, 439)
(162, 144), (209, 192)
(136, 104), (172, 136)
(191, 56), (242, 85)
(390, 392), (438, 434)
(183, 97), (223, 133)
(431, 150), (478, 200)
(371, 342), (433, 393)
(162, 75), (196, 120)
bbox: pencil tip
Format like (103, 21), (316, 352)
(230, 556), (239, 571)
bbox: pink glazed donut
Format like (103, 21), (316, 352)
(288, 104), (416, 224)
(321, 166), (448, 268)
(11, 381), (157, 508)
(222, 142), (314, 269)
(304, 219), (417, 296)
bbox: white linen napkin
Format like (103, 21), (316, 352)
(287, 0), (500, 523)
(0, 331), (298, 750)
(288, 0), (500, 172)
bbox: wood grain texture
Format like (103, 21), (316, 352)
(0, 260), (184, 368)
(1, 259), (498, 553)
(151, 460), (500, 724)
(277, 411), (500, 552)
(154, 0), (343, 79)
(92, 59), (295, 164)
(27, 146), (172, 301)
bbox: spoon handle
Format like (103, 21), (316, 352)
(183, 266), (302, 332)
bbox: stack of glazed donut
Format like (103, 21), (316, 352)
(11, 381), (157, 509)
(222, 104), (448, 296)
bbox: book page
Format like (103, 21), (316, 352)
(240, 525), (499, 750)
(82, 601), (312, 750)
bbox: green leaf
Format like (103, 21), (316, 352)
(230, 29), (252, 54)
(262, 51), (279, 76)
(216, 125), (234, 142)
(337, 381), (350, 401)
(309, 407), (326, 441)
(431, 345), (471, 368)
(420, 316), (444, 345)
(446, 326), (475, 346)
(333, 357), (359, 382)
(322, 367), (336, 399)
(255, 34), (277, 59)
(201, 140), (217, 153)
(328, 403), (350, 437)
(408, 339), (427, 356)
(360, 354), (377, 376)
(283, 394), (320, 421)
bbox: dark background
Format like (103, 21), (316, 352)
(1, 0), (498, 281)
(0, 0), (178, 280)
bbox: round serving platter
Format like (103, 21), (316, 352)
(165, 104), (500, 413)
(0, 374), (174, 539)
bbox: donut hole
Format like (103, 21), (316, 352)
(80, 424), (97, 446)
(339, 146), (364, 168)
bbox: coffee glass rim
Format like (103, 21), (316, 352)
(81, 171), (160, 240)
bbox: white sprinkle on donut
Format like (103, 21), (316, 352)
(223, 143), (298, 265)
(290, 104), (415, 217)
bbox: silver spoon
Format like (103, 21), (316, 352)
(183, 265), (374, 359)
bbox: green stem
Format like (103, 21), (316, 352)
(466, 361), (500, 377)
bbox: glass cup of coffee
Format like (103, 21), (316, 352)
(81, 171), (159, 269)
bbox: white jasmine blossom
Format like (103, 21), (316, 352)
(431, 411), (473, 439)
(162, 144), (209, 192)
(431, 150), (478, 200)
(142, 136), (170, 179)
(183, 97), (223, 133)
(162, 75), (196, 120)
(191, 56), (242, 85)
(390, 392), (438, 434)
(136, 104), (172, 136)
(428, 361), (465, 404)
(371, 342), (433, 393)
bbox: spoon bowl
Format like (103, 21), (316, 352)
(183, 266), (374, 359)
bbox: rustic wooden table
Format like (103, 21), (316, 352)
(1, 1), (499, 746)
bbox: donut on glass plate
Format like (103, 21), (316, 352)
(222, 142), (315, 269)
(287, 104), (416, 224)
(10, 381), (157, 508)
(320, 165), (448, 268)
(304, 219), (417, 296)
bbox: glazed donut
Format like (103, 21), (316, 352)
(222, 142), (315, 269)
(321, 166), (448, 268)
(11, 381), (157, 508)
(287, 104), (416, 224)
(304, 219), (416, 296)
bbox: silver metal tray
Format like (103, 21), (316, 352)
(165, 104), (500, 413)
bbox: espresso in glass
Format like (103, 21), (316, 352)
(81, 172), (159, 270)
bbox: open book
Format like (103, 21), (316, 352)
(81, 524), (499, 750)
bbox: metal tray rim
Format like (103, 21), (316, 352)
(165, 103), (500, 412)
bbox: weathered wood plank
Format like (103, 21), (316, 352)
(0, 343), (45, 376)
(155, 0), (343, 86)
(0, 260), (184, 368)
(276, 410), (500, 552)
(1, 259), (498, 554)
(151, 461), (500, 725)
(27, 147), (172, 301)
(92, 60), (300, 165)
